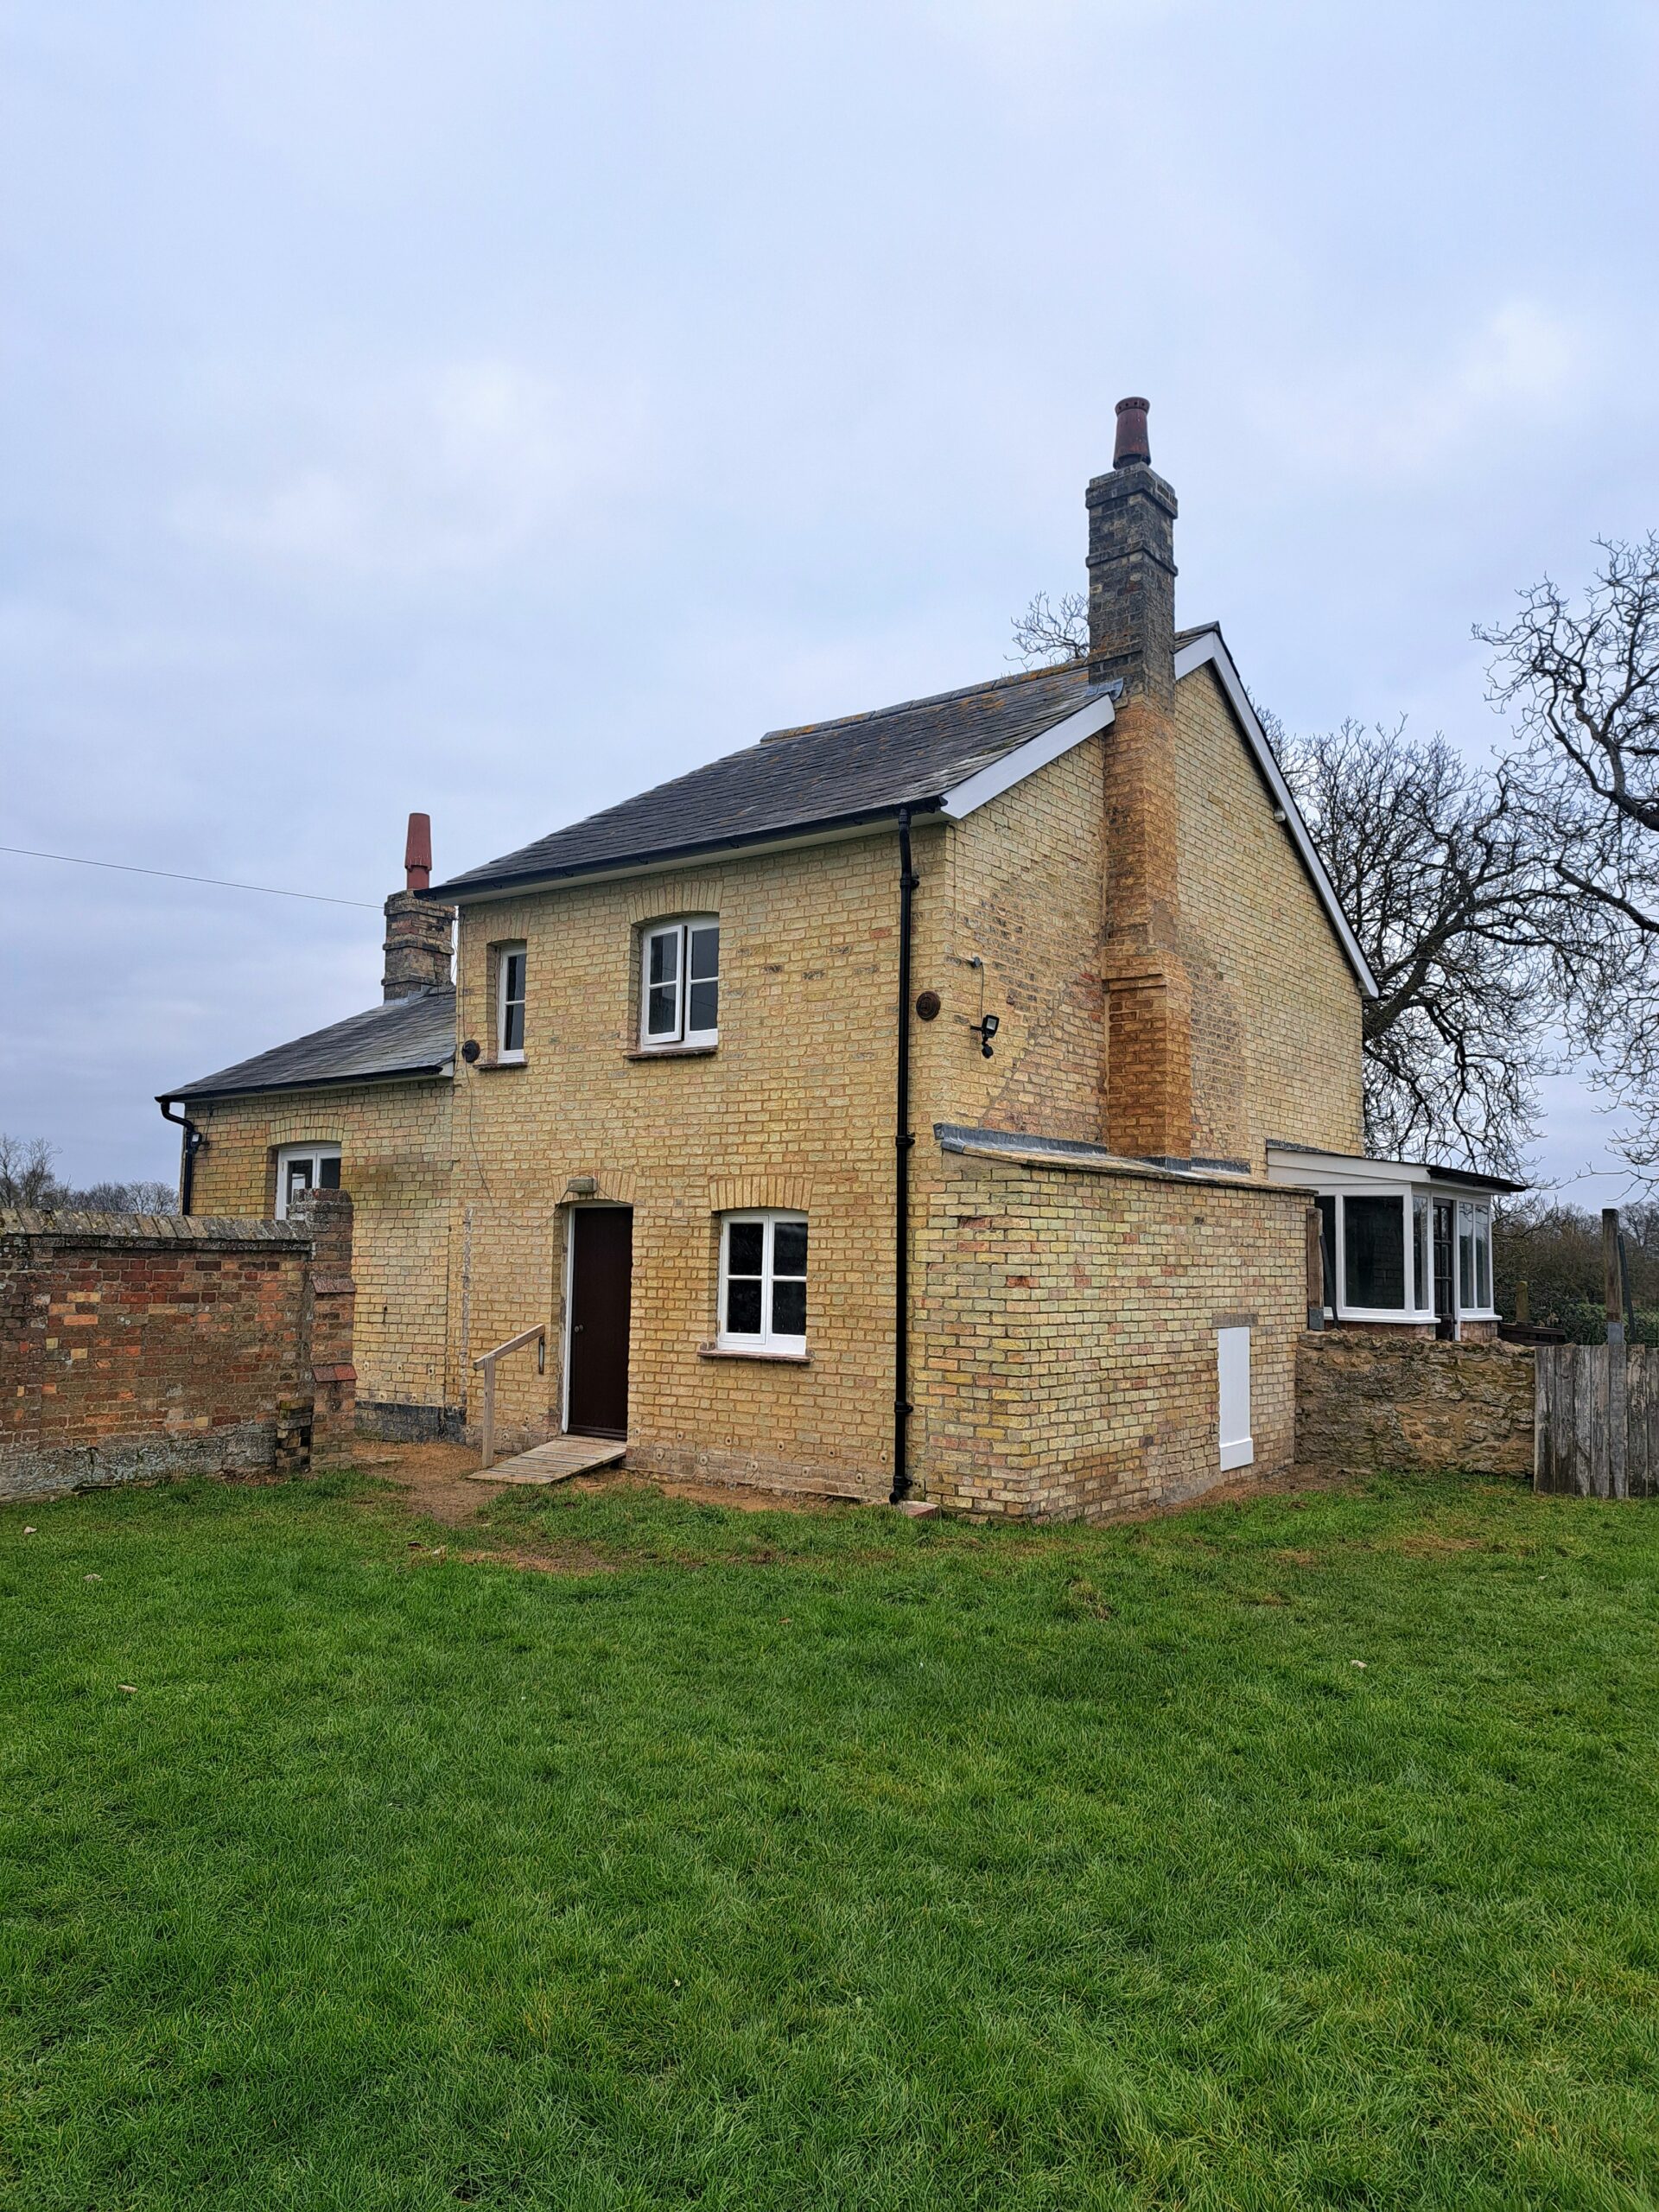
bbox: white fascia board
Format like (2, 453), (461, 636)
(1174, 630), (1379, 997)
(1268, 1150), (1417, 1193)
(937, 689), (1116, 823)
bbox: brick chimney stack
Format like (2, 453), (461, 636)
(1088, 398), (1193, 1165)
(1086, 397), (1178, 698)
(382, 812), (454, 1000)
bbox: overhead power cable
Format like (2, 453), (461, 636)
(0, 844), (379, 910)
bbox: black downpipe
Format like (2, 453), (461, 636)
(892, 810), (918, 1503)
(158, 1099), (202, 1215)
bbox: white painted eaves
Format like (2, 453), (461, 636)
(937, 686), (1116, 822)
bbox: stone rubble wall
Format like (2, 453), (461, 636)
(1296, 1328), (1535, 1479)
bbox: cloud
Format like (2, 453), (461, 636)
(172, 357), (652, 580)
(1268, 299), (1587, 485)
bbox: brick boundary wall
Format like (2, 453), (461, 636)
(0, 1192), (355, 1503)
(1296, 1329), (1534, 1479)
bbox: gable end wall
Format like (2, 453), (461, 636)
(1173, 664), (1363, 1170)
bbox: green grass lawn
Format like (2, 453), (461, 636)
(3, 1466), (1656, 2211)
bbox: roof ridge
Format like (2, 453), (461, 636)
(760, 656), (1090, 744)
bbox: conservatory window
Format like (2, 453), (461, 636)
(1343, 1193), (1408, 1311)
(1413, 1192), (1432, 1312)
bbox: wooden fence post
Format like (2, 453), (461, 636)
(1605, 1208), (1624, 1347)
(1306, 1208), (1325, 1332)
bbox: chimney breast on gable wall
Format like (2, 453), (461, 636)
(382, 811), (454, 1000)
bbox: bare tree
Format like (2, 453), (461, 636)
(63, 1179), (178, 1213)
(1010, 590), (1089, 666)
(1479, 536), (1659, 1176)
(0, 1133), (60, 1209)
(0, 1134), (175, 1214)
(1275, 718), (1549, 1175)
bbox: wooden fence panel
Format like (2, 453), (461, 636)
(1535, 1344), (1658, 1497)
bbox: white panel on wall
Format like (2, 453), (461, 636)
(1217, 1325), (1253, 1471)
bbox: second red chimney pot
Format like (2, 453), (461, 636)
(1113, 396), (1152, 468)
(404, 811), (432, 892)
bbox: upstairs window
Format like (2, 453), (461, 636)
(497, 944), (527, 1062)
(718, 1211), (807, 1353)
(641, 918), (719, 1048)
(275, 1143), (340, 1218)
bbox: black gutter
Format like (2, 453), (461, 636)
(1426, 1164), (1526, 1194)
(891, 808), (918, 1505)
(157, 1099), (203, 1215)
(423, 798), (947, 906)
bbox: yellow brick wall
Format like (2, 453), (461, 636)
(185, 1080), (454, 1414)
(909, 747), (1106, 1144)
(912, 1148), (1309, 1519)
(445, 836), (903, 1492)
(1173, 664), (1364, 1169)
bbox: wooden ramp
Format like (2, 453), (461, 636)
(469, 1436), (627, 1486)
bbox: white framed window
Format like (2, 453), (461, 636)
(717, 1211), (807, 1353)
(274, 1143), (340, 1218)
(1217, 1325), (1253, 1471)
(640, 917), (719, 1048)
(1412, 1192), (1432, 1312)
(496, 943), (527, 1062)
(1459, 1201), (1493, 1313)
(1341, 1192), (1409, 1313)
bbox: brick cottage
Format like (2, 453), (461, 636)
(159, 400), (1511, 1517)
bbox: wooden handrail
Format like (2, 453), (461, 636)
(471, 1323), (546, 1471)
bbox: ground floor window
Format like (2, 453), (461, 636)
(718, 1211), (807, 1352)
(1459, 1200), (1493, 1311)
(274, 1142), (340, 1217)
(1413, 1192), (1432, 1310)
(1343, 1192), (1408, 1311)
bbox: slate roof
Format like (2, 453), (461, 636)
(162, 988), (455, 1103)
(429, 659), (1109, 898)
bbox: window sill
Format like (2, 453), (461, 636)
(476, 1057), (528, 1073)
(698, 1343), (811, 1365)
(626, 1043), (718, 1061)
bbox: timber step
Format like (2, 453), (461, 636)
(470, 1436), (628, 1486)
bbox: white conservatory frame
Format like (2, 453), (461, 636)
(1266, 1144), (1509, 1334)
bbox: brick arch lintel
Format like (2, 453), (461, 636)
(556, 1166), (639, 1209)
(707, 1174), (811, 1215)
(625, 875), (725, 925)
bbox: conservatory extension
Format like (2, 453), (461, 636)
(1266, 1144), (1520, 1341)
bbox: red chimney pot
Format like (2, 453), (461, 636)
(404, 811), (432, 892)
(1113, 396), (1152, 468)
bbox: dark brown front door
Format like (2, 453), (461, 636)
(567, 1207), (632, 1438)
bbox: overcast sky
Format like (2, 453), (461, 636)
(3, 1), (1656, 1194)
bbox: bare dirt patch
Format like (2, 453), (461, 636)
(345, 1440), (505, 1528)
(322, 1444), (1367, 1568)
(341, 1443), (857, 1547)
